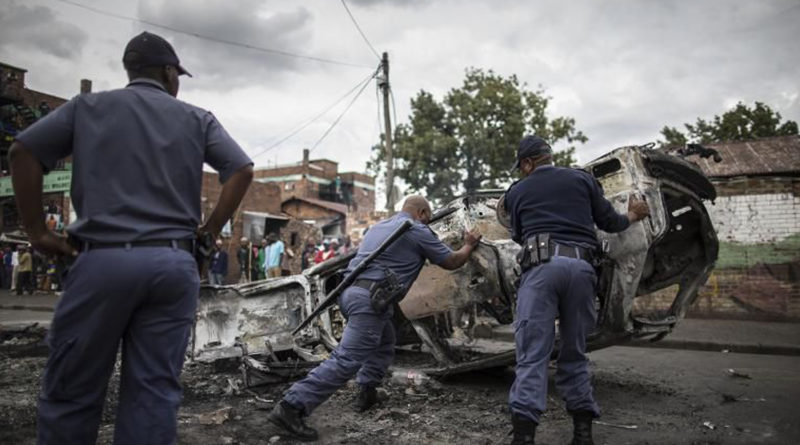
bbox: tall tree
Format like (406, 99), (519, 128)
(659, 101), (798, 147)
(369, 68), (587, 204)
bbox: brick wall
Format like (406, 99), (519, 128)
(709, 177), (799, 243)
(633, 175), (800, 320)
(281, 200), (341, 221)
(340, 172), (376, 213)
(0, 64), (25, 101)
(202, 171), (283, 283)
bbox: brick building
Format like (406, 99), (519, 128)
(254, 148), (376, 239)
(635, 135), (800, 320)
(0, 61), (83, 239)
(281, 196), (348, 238)
(201, 171), (322, 283)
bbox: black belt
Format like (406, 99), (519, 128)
(80, 239), (194, 253)
(353, 279), (378, 291)
(549, 243), (593, 261)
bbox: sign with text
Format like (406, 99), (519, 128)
(0, 170), (72, 197)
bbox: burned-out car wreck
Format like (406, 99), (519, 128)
(191, 144), (719, 382)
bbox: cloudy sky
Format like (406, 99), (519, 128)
(2, 0), (798, 200)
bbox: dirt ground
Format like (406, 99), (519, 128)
(2, 326), (798, 445)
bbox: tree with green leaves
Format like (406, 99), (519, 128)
(659, 101), (798, 148)
(368, 68), (587, 204)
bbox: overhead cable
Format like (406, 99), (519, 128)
(310, 68), (378, 153)
(340, 0), (381, 60)
(250, 67), (380, 160)
(53, 0), (373, 69)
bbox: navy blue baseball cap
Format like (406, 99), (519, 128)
(512, 135), (552, 170)
(122, 31), (192, 77)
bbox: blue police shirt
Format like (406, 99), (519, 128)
(345, 211), (453, 291)
(15, 78), (252, 243)
(505, 165), (630, 247)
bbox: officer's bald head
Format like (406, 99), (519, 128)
(402, 195), (433, 224)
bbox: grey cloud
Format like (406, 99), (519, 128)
(0, 0), (88, 59)
(136, 0), (318, 87)
(347, 0), (427, 7)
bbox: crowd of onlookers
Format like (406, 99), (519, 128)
(205, 233), (361, 285)
(0, 244), (66, 295)
(0, 233), (362, 291)
(300, 235), (356, 270)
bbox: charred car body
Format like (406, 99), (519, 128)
(191, 144), (719, 376)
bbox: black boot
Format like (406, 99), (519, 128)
(355, 385), (378, 412)
(267, 400), (318, 442)
(570, 411), (595, 445)
(510, 414), (537, 445)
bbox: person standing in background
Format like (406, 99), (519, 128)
(209, 239), (228, 285)
(265, 233), (284, 278)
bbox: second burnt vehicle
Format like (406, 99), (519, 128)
(191, 143), (720, 376)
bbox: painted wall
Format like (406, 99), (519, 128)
(634, 176), (800, 320)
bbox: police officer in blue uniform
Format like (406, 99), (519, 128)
(267, 195), (482, 441)
(504, 136), (649, 445)
(9, 31), (254, 445)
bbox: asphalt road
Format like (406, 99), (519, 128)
(583, 346), (800, 445)
(0, 309), (51, 328)
(1, 333), (797, 444)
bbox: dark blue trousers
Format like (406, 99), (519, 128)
(509, 256), (600, 423)
(283, 286), (395, 415)
(37, 247), (199, 445)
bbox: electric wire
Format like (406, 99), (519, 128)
(250, 68), (379, 160)
(309, 69), (378, 153)
(389, 87), (399, 132)
(340, 0), (381, 60)
(53, 0), (373, 69)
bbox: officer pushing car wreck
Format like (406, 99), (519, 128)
(190, 131), (718, 443)
(504, 135), (649, 445)
(6, 33), (722, 445)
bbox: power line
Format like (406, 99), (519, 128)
(250, 68), (379, 160)
(389, 87), (399, 131)
(310, 69), (378, 153)
(53, 0), (373, 69)
(340, 0), (381, 60)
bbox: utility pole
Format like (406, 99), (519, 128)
(379, 52), (395, 213)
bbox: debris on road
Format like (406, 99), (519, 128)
(726, 368), (752, 379)
(594, 420), (638, 430)
(702, 420), (716, 430)
(179, 406), (231, 425)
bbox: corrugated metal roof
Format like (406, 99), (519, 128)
(282, 196), (348, 215)
(684, 135), (800, 178)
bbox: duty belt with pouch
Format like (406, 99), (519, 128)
(516, 233), (551, 272)
(353, 268), (407, 314)
(517, 233), (596, 273)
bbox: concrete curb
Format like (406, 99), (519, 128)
(627, 339), (800, 357)
(0, 305), (54, 312)
(492, 326), (800, 356)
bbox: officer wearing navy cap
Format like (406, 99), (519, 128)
(267, 195), (481, 441)
(504, 135), (649, 445)
(9, 31), (253, 444)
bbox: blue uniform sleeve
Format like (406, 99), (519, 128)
(14, 98), (77, 172)
(588, 175), (630, 233)
(505, 188), (524, 245)
(412, 225), (453, 265)
(204, 113), (253, 183)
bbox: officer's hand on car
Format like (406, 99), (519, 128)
(464, 229), (482, 247)
(627, 195), (650, 223)
(30, 230), (78, 257)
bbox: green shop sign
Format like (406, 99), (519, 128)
(0, 170), (72, 197)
